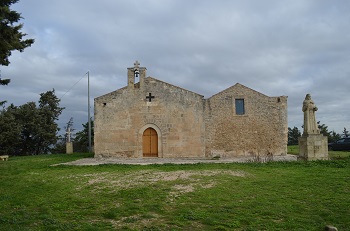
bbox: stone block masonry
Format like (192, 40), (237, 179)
(205, 83), (288, 157)
(94, 62), (288, 158)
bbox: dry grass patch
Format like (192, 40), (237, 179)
(109, 213), (166, 230)
(83, 169), (247, 189)
(86, 170), (249, 229)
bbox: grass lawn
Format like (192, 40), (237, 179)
(288, 145), (350, 159)
(1, 153), (350, 230)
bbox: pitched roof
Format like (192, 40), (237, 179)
(95, 76), (204, 100)
(146, 77), (204, 97)
(207, 83), (269, 99)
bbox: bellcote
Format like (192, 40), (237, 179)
(127, 60), (147, 89)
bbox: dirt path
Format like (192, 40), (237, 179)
(56, 154), (298, 166)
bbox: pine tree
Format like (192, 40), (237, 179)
(0, 90), (64, 155)
(1, 0), (34, 104)
(0, 0), (34, 66)
(74, 119), (94, 152)
(288, 126), (301, 145)
(0, 72), (10, 106)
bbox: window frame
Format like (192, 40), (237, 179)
(235, 98), (245, 115)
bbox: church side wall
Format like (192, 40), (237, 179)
(204, 85), (288, 157)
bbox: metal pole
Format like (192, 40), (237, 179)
(88, 71), (92, 152)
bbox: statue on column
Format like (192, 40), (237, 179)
(299, 93), (328, 160)
(302, 94), (319, 135)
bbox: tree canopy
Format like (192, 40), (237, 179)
(1, 0), (34, 105)
(288, 122), (343, 146)
(74, 119), (94, 153)
(0, 0), (34, 66)
(288, 126), (301, 145)
(0, 89), (64, 155)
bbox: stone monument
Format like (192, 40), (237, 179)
(298, 94), (328, 160)
(66, 127), (73, 154)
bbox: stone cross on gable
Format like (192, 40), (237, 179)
(134, 60), (140, 69)
(146, 93), (155, 102)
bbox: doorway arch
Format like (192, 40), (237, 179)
(142, 127), (158, 157)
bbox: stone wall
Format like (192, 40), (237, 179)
(204, 83), (288, 157)
(94, 77), (205, 158)
(94, 67), (288, 158)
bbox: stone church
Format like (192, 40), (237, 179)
(94, 61), (288, 158)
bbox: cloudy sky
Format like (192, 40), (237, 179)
(1, 0), (349, 134)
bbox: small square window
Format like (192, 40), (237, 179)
(235, 99), (245, 115)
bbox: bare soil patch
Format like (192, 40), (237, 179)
(56, 154), (297, 166)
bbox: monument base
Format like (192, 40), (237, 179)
(66, 142), (73, 154)
(298, 134), (328, 160)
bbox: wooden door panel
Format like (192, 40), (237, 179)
(150, 132), (158, 156)
(143, 128), (158, 157)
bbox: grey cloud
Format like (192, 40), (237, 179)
(2, 0), (349, 133)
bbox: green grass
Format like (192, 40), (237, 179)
(1, 153), (350, 230)
(288, 145), (350, 159)
(287, 145), (299, 155)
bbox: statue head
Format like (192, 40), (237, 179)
(305, 94), (311, 100)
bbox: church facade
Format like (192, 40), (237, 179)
(94, 62), (288, 158)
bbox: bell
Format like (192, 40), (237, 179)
(134, 69), (139, 78)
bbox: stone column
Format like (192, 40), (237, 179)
(66, 127), (73, 154)
(66, 142), (73, 154)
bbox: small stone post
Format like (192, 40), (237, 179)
(66, 127), (73, 154)
(298, 94), (328, 160)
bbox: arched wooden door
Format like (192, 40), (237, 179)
(142, 128), (158, 157)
